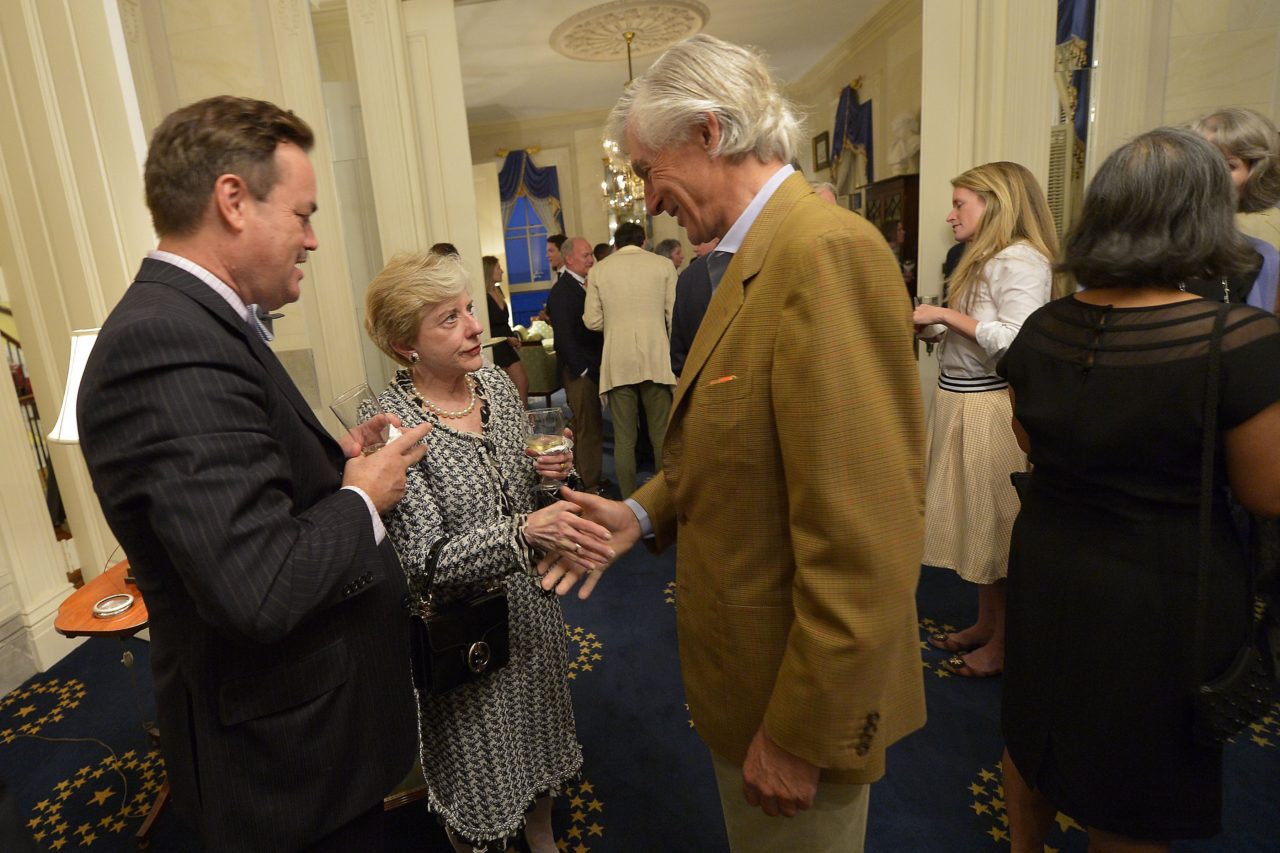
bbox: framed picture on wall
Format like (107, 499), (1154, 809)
(847, 189), (863, 215)
(812, 131), (830, 171)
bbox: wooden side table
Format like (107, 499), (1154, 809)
(55, 561), (167, 848)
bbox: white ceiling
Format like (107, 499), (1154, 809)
(453, 0), (889, 126)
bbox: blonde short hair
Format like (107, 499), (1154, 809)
(365, 251), (470, 366)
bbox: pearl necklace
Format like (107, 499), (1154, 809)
(413, 374), (478, 419)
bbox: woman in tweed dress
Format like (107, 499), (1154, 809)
(364, 251), (614, 852)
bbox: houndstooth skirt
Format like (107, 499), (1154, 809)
(921, 384), (1026, 584)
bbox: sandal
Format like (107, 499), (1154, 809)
(928, 631), (983, 653)
(942, 654), (1002, 678)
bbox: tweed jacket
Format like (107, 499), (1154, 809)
(77, 259), (417, 851)
(582, 244), (678, 394)
(632, 173), (927, 784)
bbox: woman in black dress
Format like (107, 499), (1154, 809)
(998, 128), (1280, 850)
(483, 255), (529, 408)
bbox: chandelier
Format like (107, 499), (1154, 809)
(601, 32), (645, 221)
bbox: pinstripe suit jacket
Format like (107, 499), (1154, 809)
(77, 259), (416, 851)
(633, 173), (927, 784)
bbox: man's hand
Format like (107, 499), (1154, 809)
(742, 726), (819, 817)
(337, 412), (401, 459)
(341, 421), (431, 513)
(538, 486), (641, 598)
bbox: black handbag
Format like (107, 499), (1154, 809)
(408, 538), (510, 696)
(1191, 304), (1276, 746)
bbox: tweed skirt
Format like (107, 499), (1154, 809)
(921, 385), (1026, 584)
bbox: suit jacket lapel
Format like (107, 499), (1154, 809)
(670, 173), (808, 414)
(137, 259), (337, 450)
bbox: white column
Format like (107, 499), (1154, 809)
(347, 0), (485, 309)
(1085, 0), (1173, 183)
(0, 0), (156, 672)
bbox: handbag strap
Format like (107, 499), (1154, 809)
(1192, 303), (1229, 683)
(413, 536), (450, 609)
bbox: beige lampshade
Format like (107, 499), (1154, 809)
(47, 328), (100, 445)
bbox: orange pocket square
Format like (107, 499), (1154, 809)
(705, 375), (737, 386)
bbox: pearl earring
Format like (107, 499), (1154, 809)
(409, 351), (420, 364)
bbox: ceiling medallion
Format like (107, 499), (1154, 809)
(550, 0), (710, 63)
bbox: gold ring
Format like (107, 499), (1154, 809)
(574, 543), (582, 554)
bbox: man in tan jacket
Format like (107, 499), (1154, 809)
(583, 220), (677, 496)
(540, 34), (925, 852)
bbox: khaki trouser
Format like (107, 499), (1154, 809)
(606, 380), (672, 497)
(711, 751), (870, 853)
(562, 370), (603, 489)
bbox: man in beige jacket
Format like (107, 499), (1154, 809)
(583, 221), (677, 496)
(540, 34), (926, 853)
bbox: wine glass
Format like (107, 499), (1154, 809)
(525, 407), (573, 493)
(330, 383), (399, 455)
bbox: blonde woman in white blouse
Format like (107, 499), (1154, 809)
(912, 161), (1065, 678)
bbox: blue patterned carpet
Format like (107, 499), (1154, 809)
(2, 557), (1278, 851)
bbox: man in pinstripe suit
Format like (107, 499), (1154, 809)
(78, 96), (430, 852)
(541, 37), (926, 852)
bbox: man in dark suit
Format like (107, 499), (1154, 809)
(77, 96), (430, 853)
(546, 237), (603, 490)
(669, 237), (720, 376)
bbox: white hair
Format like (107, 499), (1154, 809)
(605, 34), (803, 166)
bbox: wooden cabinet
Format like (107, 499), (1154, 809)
(863, 174), (919, 298)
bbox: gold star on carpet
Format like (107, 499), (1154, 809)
(82, 831), (98, 844)
(88, 788), (115, 807)
(582, 664), (593, 672)
(35, 799), (51, 812)
(986, 826), (1009, 842)
(75, 767), (91, 777)
(27, 817), (41, 829)
(978, 769), (997, 782)
(969, 801), (989, 815)
(570, 795), (584, 808)
(968, 782), (984, 795)
(922, 617), (936, 626)
(591, 653), (602, 661)
(567, 672), (577, 680)
(1251, 734), (1273, 747)
(567, 826), (583, 840)
(111, 820), (127, 833)
(75, 821), (92, 836)
(998, 813), (1010, 827)
(33, 831), (46, 842)
(1054, 812), (1082, 832)
(588, 800), (603, 812)
(942, 623), (957, 632)
(98, 816), (115, 828)
(933, 667), (952, 678)
(588, 822), (604, 837)
(578, 781), (594, 793)
(591, 641), (602, 649)
(574, 843), (588, 853)
(556, 840), (569, 852)
(571, 810), (587, 823)
(664, 597), (674, 604)
(57, 790), (73, 801)
(50, 838), (67, 849)
(991, 797), (1005, 810)
(17, 704), (42, 717)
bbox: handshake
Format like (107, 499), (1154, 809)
(520, 487), (643, 599)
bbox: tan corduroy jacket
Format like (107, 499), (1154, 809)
(632, 173), (927, 784)
(583, 244), (678, 395)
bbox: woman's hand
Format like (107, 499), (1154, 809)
(912, 303), (979, 342)
(507, 336), (522, 349)
(522, 499), (615, 574)
(528, 428), (575, 482)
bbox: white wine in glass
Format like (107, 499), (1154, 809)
(525, 407), (572, 492)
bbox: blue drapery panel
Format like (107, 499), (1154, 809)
(1057, 0), (1095, 145)
(831, 86), (873, 187)
(498, 151), (565, 236)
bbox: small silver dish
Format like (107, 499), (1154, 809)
(92, 593), (135, 618)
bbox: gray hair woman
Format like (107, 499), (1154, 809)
(365, 251), (612, 852)
(998, 128), (1280, 851)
